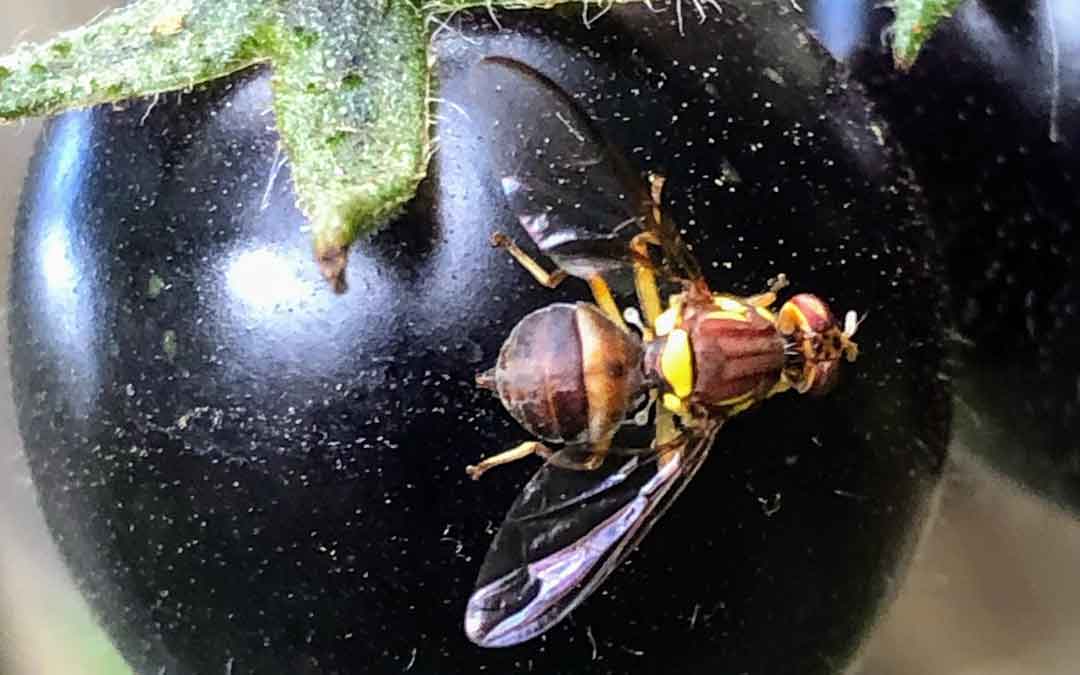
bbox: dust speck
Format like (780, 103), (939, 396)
(763, 67), (785, 86)
(162, 330), (178, 361)
(147, 273), (166, 299)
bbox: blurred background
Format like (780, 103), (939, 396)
(2, 2), (1079, 674)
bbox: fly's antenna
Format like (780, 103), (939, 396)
(841, 310), (864, 362)
(844, 309), (867, 338)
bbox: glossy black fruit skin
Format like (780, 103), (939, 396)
(9, 7), (947, 674)
(810, 0), (1080, 509)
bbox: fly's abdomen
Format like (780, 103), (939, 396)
(490, 303), (643, 444)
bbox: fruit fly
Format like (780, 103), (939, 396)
(463, 57), (861, 648)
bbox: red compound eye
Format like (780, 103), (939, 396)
(778, 293), (839, 336)
(787, 293), (837, 333)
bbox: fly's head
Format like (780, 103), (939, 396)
(777, 293), (860, 395)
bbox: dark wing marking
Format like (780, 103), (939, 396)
(469, 57), (655, 280)
(464, 423), (721, 647)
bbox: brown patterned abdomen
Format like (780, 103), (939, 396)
(493, 304), (588, 443)
(491, 303), (643, 444)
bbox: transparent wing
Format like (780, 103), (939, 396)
(464, 423), (722, 647)
(470, 57), (701, 282)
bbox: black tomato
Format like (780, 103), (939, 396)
(9, 7), (947, 674)
(811, 0), (1080, 510)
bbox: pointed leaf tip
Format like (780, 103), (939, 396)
(271, 0), (429, 290)
(316, 244), (351, 294)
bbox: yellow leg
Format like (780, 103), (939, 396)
(629, 231), (663, 330)
(466, 440), (611, 479)
(653, 407), (686, 471)
(587, 275), (628, 330)
(466, 440), (553, 480)
(745, 274), (789, 308)
(491, 231), (634, 336)
(491, 232), (568, 289)
(745, 291), (777, 308)
(655, 408), (679, 447)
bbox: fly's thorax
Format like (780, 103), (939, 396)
(685, 296), (787, 414)
(488, 302), (644, 444)
(646, 294), (787, 416)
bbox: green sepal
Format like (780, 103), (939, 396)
(1, 0), (668, 291)
(271, 0), (429, 289)
(0, 0), (276, 120)
(892, 0), (966, 71)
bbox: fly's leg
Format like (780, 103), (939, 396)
(768, 273), (790, 294)
(546, 449), (607, 472)
(466, 439), (610, 480)
(653, 407), (685, 470)
(466, 440), (555, 480)
(488, 231), (636, 332)
(469, 371), (555, 479)
(629, 230), (663, 334)
(745, 273), (789, 308)
(745, 291), (777, 310)
(586, 275), (628, 330)
(490, 232), (568, 289)
(491, 229), (626, 329)
(548, 434), (612, 471)
(490, 227), (634, 331)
